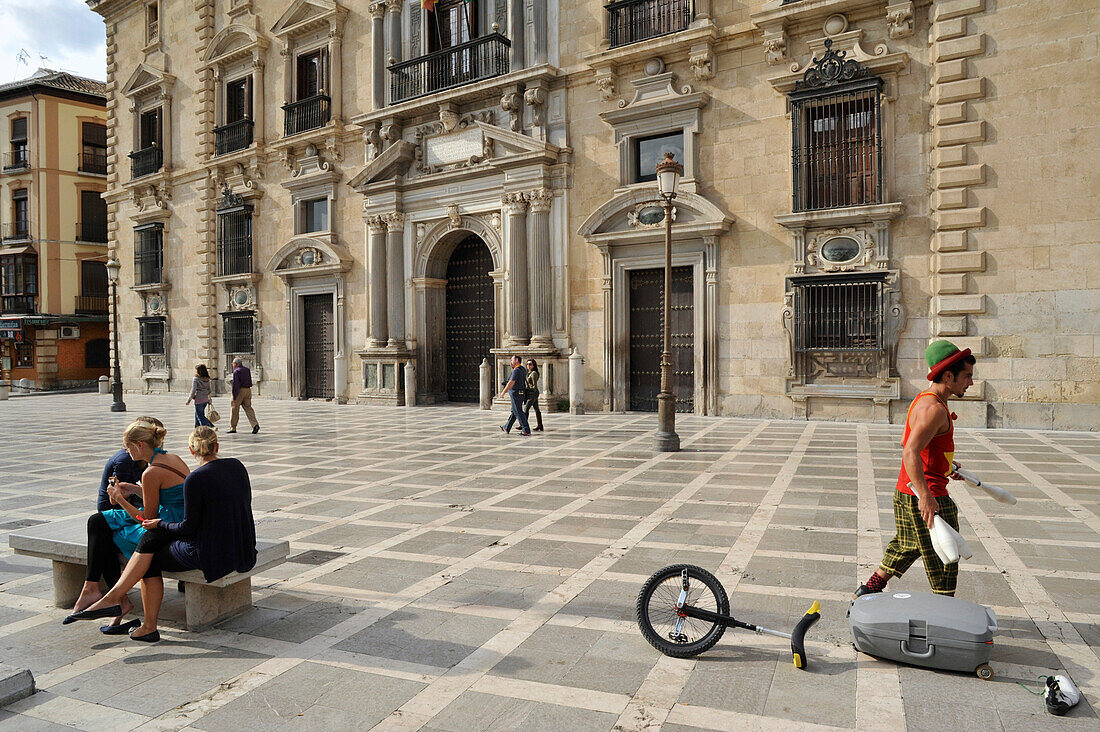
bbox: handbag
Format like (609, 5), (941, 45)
(204, 401), (221, 423)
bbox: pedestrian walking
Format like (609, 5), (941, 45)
(185, 364), (215, 428)
(498, 355), (531, 436)
(854, 340), (976, 599)
(227, 357), (260, 434)
(523, 358), (544, 432)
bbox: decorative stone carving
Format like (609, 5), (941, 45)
(500, 91), (521, 132)
(490, 212), (501, 230)
(380, 122), (401, 144)
(805, 228), (876, 271)
(364, 124), (382, 160)
(689, 41), (715, 80)
(886, 1), (914, 40)
(627, 202), (676, 229)
(446, 204), (462, 229)
(366, 215), (388, 233)
(384, 212), (407, 231)
(369, 1), (386, 21)
(228, 284), (257, 310)
(502, 192), (528, 213)
(527, 188), (553, 213)
(762, 27), (787, 66)
(523, 86), (547, 127)
(295, 248), (324, 267)
(795, 38), (874, 92)
(595, 70), (615, 102)
(412, 109), (495, 174)
(439, 103), (460, 133)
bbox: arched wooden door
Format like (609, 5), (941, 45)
(444, 236), (494, 402)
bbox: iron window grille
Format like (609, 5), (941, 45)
(216, 187), (253, 276)
(607, 0), (692, 49)
(14, 341), (33, 367)
(134, 223), (164, 286)
(790, 271), (890, 379)
(139, 317), (165, 355)
(221, 311), (255, 355)
(790, 40), (883, 212)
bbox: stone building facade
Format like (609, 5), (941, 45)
(86, 0), (1099, 429)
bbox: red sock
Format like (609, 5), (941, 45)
(865, 573), (887, 592)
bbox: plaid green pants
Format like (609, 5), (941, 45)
(879, 490), (959, 596)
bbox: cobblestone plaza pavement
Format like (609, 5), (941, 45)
(0, 394), (1097, 731)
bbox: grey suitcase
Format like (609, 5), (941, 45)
(849, 592), (998, 678)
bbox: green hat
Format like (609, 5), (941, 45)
(926, 340), (972, 381)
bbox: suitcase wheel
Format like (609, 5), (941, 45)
(976, 664), (993, 681)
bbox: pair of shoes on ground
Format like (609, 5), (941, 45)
(226, 425), (260, 434)
(99, 619), (159, 642)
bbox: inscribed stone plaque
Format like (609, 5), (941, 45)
(425, 128), (483, 168)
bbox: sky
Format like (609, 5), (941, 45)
(0, 0), (106, 84)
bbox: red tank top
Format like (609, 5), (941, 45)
(896, 391), (955, 498)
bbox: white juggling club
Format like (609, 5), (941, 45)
(953, 463), (1017, 505)
(930, 514), (972, 565)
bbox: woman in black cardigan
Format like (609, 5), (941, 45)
(64, 426), (257, 642)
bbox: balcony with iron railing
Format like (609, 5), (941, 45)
(1, 294), (35, 314)
(76, 221), (108, 244)
(129, 144), (163, 179)
(75, 295), (108, 314)
(3, 148), (29, 173)
(607, 0), (692, 49)
(215, 118), (254, 156)
(389, 33), (511, 104)
(2, 221), (30, 241)
(79, 150), (107, 175)
(283, 95), (331, 137)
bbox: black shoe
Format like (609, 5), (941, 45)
(100, 618), (141, 636)
(62, 604), (123, 624)
(534, 426), (544, 431)
(852, 583), (883, 600)
(227, 429), (237, 433)
(252, 425), (260, 434)
(129, 628), (161, 643)
(177, 581), (186, 594)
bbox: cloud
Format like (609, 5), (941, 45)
(0, 0), (107, 82)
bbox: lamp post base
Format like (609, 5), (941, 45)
(654, 430), (680, 452)
(655, 389), (680, 452)
(110, 402), (128, 412)
(110, 382), (126, 412)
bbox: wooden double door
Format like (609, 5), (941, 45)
(628, 266), (694, 413)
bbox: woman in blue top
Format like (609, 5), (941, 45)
(69, 420), (189, 633)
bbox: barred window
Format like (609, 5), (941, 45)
(222, 311), (254, 354)
(139, 317), (165, 355)
(216, 208), (253, 276)
(792, 273), (885, 352)
(134, 224), (163, 286)
(14, 341), (33, 368)
(790, 41), (883, 212)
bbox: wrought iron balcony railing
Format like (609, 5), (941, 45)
(1, 295), (35, 314)
(75, 295), (108, 314)
(389, 33), (511, 104)
(2, 221), (30, 241)
(129, 145), (163, 179)
(3, 148), (29, 172)
(215, 118), (254, 156)
(283, 94), (331, 137)
(76, 221), (108, 243)
(79, 150), (107, 175)
(607, 0), (692, 49)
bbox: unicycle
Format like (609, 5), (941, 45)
(636, 564), (822, 669)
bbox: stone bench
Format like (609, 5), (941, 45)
(8, 515), (289, 631)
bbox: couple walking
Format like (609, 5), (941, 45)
(499, 355), (545, 436)
(184, 358), (260, 433)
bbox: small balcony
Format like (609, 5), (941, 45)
(1, 294), (35, 314)
(129, 145), (163, 179)
(607, 0), (692, 49)
(75, 295), (108, 315)
(76, 221), (108, 244)
(215, 118), (254, 156)
(79, 151), (107, 175)
(3, 148), (29, 173)
(2, 221), (30, 241)
(389, 33), (511, 104)
(283, 95), (331, 137)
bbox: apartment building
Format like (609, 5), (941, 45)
(85, 0), (1099, 428)
(0, 69), (110, 390)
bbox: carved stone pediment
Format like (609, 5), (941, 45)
(271, 0), (346, 39)
(282, 143), (339, 191)
(203, 23), (269, 67)
(579, 189), (731, 245)
(121, 63), (174, 99)
(269, 236), (352, 280)
(347, 140), (416, 189)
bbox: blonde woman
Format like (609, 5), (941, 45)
(64, 427), (257, 642)
(186, 363), (215, 427)
(67, 420), (188, 634)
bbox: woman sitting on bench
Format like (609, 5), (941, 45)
(64, 427), (257, 642)
(71, 419), (189, 634)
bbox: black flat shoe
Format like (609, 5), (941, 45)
(129, 628), (160, 643)
(62, 605), (122, 624)
(100, 619), (141, 636)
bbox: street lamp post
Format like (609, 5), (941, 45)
(105, 256), (126, 413)
(655, 152), (683, 452)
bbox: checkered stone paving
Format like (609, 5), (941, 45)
(0, 394), (1097, 730)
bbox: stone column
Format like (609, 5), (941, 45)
(509, 0), (525, 69)
(527, 188), (553, 348)
(503, 193), (529, 346)
(385, 212), (407, 347)
(385, 0), (403, 65)
(327, 26), (343, 121)
(367, 215), (388, 347)
(251, 60), (265, 141)
(370, 2), (387, 109)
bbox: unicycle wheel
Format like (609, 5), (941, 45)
(976, 664), (993, 680)
(636, 564), (729, 658)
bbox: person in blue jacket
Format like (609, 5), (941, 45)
(94, 415), (163, 511)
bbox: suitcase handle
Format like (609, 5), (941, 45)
(901, 640), (936, 659)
